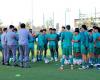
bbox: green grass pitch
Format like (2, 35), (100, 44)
(0, 61), (100, 80)
(0, 45), (100, 80)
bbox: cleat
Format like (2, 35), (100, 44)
(50, 58), (54, 61)
(55, 57), (58, 62)
(32, 58), (36, 63)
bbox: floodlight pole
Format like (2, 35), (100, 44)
(94, 7), (96, 22)
(31, 0), (34, 31)
(53, 12), (54, 28)
(65, 10), (66, 26)
(43, 12), (45, 27)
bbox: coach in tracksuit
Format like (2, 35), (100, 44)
(6, 25), (18, 66)
(18, 23), (31, 68)
(1, 28), (7, 65)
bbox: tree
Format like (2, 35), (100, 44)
(46, 18), (54, 28)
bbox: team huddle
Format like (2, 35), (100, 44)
(0, 23), (100, 70)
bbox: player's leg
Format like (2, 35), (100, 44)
(56, 43), (59, 58)
(23, 45), (30, 68)
(6, 45), (11, 65)
(17, 46), (20, 62)
(44, 44), (47, 59)
(11, 45), (17, 66)
(53, 47), (58, 62)
(39, 46), (44, 61)
(19, 45), (24, 67)
(88, 45), (94, 66)
(31, 48), (35, 62)
(49, 45), (54, 61)
(80, 45), (88, 69)
(73, 47), (77, 65)
(2, 45), (7, 65)
(68, 46), (73, 69)
(36, 45), (40, 61)
(97, 54), (100, 69)
(96, 48), (100, 69)
(60, 47), (67, 70)
(74, 47), (82, 65)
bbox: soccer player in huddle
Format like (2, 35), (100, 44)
(6, 25), (18, 66)
(53, 28), (59, 58)
(42, 29), (49, 63)
(93, 26), (100, 69)
(47, 28), (58, 62)
(1, 28), (7, 65)
(88, 29), (94, 67)
(60, 25), (73, 70)
(79, 25), (89, 69)
(37, 29), (45, 61)
(18, 23), (31, 68)
(72, 28), (82, 65)
(29, 29), (35, 62)
(60, 26), (66, 50)
(13, 28), (19, 62)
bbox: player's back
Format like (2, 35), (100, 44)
(63, 31), (73, 46)
(6, 30), (18, 45)
(73, 34), (80, 47)
(18, 29), (30, 45)
(38, 34), (45, 46)
(94, 32), (100, 48)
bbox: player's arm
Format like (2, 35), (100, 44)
(61, 32), (64, 42)
(93, 33), (97, 47)
(48, 38), (55, 41)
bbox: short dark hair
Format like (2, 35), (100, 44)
(40, 29), (43, 32)
(62, 26), (65, 29)
(9, 25), (14, 29)
(75, 28), (80, 33)
(20, 23), (25, 28)
(52, 28), (56, 31)
(43, 29), (46, 31)
(81, 25), (87, 30)
(98, 27), (100, 33)
(49, 28), (52, 30)
(95, 27), (100, 33)
(29, 29), (32, 33)
(88, 29), (93, 32)
(66, 25), (71, 30)
(93, 26), (96, 29)
(3, 28), (7, 32)
(29, 29), (32, 31)
(14, 28), (17, 32)
(94, 26), (99, 30)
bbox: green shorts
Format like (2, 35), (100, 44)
(88, 47), (94, 53)
(44, 44), (48, 50)
(49, 45), (56, 50)
(94, 47), (100, 55)
(29, 45), (34, 50)
(73, 47), (80, 53)
(81, 45), (88, 54)
(88, 43), (94, 53)
(62, 46), (72, 56)
(37, 45), (44, 50)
